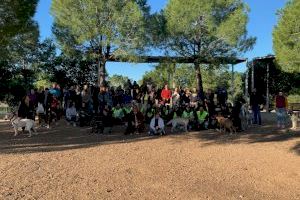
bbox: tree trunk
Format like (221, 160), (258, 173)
(172, 74), (176, 89)
(171, 63), (176, 89)
(194, 62), (204, 97)
(98, 59), (106, 87)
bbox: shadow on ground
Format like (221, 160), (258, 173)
(0, 112), (299, 155)
(188, 112), (300, 155)
(195, 124), (300, 146)
(0, 121), (161, 155)
(291, 142), (300, 155)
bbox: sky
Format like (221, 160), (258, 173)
(34, 0), (288, 81)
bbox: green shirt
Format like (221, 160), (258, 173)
(196, 111), (208, 123)
(182, 111), (193, 119)
(112, 108), (124, 118)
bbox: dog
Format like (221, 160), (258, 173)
(240, 104), (251, 130)
(167, 118), (189, 133)
(8, 113), (37, 137)
(216, 116), (237, 134)
(291, 112), (299, 130)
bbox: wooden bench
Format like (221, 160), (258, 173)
(289, 103), (300, 111)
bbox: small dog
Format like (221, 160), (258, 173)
(291, 112), (299, 130)
(167, 118), (189, 133)
(216, 116), (237, 134)
(9, 113), (37, 137)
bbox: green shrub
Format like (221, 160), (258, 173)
(288, 95), (300, 103)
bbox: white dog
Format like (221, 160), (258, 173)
(240, 104), (251, 130)
(291, 112), (299, 130)
(167, 118), (189, 133)
(9, 113), (37, 137)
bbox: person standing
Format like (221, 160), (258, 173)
(204, 89), (215, 126)
(172, 87), (180, 107)
(250, 88), (263, 125)
(275, 91), (288, 128)
(161, 84), (172, 105)
(28, 89), (37, 120)
(18, 95), (30, 119)
(81, 85), (91, 112)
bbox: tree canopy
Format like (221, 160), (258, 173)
(163, 0), (255, 92)
(141, 63), (244, 101)
(51, 0), (147, 85)
(0, 0), (39, 60)
(273, 0), (300, 73)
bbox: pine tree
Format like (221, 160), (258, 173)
(273, 0), (300, 73)
(163, 0), (255, 94)
(51, 0), (146, 86)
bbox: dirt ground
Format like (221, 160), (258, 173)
(0, 113), (299, 200)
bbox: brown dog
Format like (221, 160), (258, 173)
(216, 116), (237, 135)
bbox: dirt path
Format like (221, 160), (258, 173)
(0, 118), (299, 200)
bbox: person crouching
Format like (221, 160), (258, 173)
(66, 103), (77, 126)
(149, 112), (165, 136)
(124, 105), (145, 135)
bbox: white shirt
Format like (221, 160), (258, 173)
(150, 117), (165, 130)
(66, 107), (77, 120)
(36, 103), (45, 114)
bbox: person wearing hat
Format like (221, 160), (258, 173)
(149, 111), (165, 136)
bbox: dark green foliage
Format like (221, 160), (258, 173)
(247, 60), (300, 96)
(0, 0), (39, 59)
(273, 0), (300, 72)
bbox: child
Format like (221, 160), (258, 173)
(66, 103), (77, 126)
(112, 104), (125, 125)
(196, 106), (209, 130)
(103, 105), (113, 133)
(36, 102), (46, 126)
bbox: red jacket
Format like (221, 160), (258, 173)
(275, 95), (287, 108)
(161, 89), (171, 100)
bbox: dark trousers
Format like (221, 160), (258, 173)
(252, 105), (261, 125)
(38, 113), (46, 125)
(125, 122), (144, 134)
(67, 116), (77, 122)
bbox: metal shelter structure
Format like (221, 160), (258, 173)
(108, 55), (247, 97)
(246, 55), (276, 111)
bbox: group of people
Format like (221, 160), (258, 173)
(16, 80), (290, 136)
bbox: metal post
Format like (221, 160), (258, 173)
(251, 61), (255, 92)
(245, 60), (249, 98)
(266, 63), (270, 112)
(231, 64), (234, 101)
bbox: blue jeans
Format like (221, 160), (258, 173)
(252, 105), (261, 125)
(149, 128), (165, 135)
(276, 108), (286, 126)
(67, 116), (77, 122)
